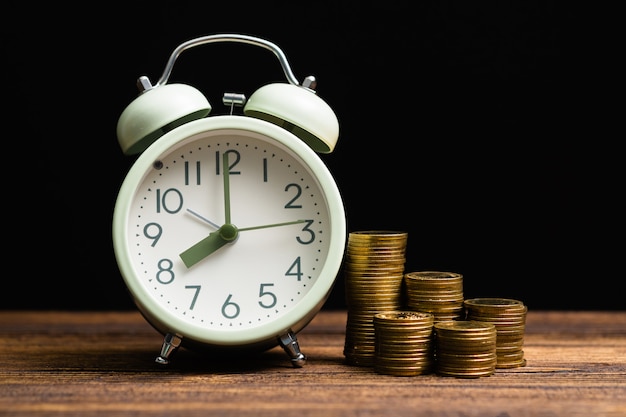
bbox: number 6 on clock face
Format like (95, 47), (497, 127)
(113, 115), (346, 361)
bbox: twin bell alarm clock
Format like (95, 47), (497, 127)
(112, 34), (346, 367)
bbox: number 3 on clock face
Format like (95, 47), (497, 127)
(113, 115), (346, 355)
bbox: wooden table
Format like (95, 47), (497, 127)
(1, 310), (625, 416)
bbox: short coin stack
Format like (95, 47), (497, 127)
(434, 320), (498, 378)
(343, 231), (408, 367)
(463, 298), (528, 368)
(404, 271), (465, 322)
(373, 311), (435, 376)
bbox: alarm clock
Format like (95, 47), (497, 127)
(112, 34), (346, 367)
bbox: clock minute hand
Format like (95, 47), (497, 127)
(179, 224), (238, 268)
(223, 152), (231, 224)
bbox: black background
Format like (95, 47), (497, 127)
(4, 2), (620, 311)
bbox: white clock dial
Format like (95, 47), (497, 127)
(113, 116), (346, 349)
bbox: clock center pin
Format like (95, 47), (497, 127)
(220, 224), (238, 241)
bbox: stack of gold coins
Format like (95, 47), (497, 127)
(404, 271), (465, 322)
(434, 320), (497, 378)
(343, 231), (408, 367)
(373, 311), (435, 376)
(463, 298), (528, 368)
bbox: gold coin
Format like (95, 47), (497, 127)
(348, 230), (408, 241)
(435, 320), (497, 333)
(374, 311), (433, 321)
(405, 270), (462, 280)
(496, 358), (527, 369)
(464, 298), (527, 314)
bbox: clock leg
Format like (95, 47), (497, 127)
(278, 330), (307, 367)
(155, 332), (183, 365)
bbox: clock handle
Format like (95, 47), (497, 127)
(154, 33), (306, 89)
(153, 34), (339, 153)
(117, 33), (339, 155)
(278, 331), (307, 368)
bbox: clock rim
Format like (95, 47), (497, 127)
(112, 115), (346, 349)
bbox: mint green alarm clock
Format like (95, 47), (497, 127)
(112, 34), (346, 367)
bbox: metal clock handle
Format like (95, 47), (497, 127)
(153, 33), (316, 90)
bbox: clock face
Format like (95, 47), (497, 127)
(113, 116), (346, 348)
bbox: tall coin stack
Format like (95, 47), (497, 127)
(463, 298), (528, 368)
(404, 271), (465, 322)
(373, 311), (435, 376)
(434, 320), (498, 378)
(343, 231), (408, 367)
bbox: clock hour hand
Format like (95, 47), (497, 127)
(179, 220), (306, 268)
(179, 224), (238, 268)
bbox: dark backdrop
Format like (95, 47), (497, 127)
(5, 2), (619, 311)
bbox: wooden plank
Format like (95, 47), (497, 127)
(1, 310), (625, 416)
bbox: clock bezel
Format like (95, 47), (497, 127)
(112, 115), (346, 350)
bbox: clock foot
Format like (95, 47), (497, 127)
(155, 332), (183, 365)
(278, 330), (306, 367)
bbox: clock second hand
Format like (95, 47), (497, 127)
(238, 219), (307, 232)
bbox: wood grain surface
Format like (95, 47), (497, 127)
(1, 310), (625, 416)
